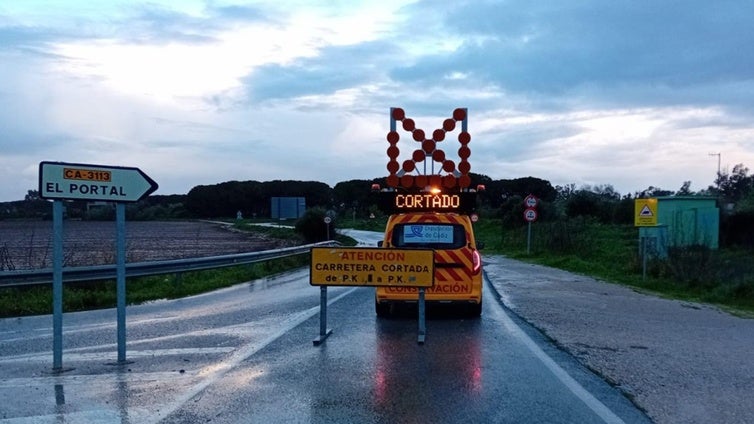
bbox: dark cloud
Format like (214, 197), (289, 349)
(390, 0), (754, 109)
(0, 26), (51, 47)
(0, 3), (272, 49)
(0, 127), (75, 155)
(111, 3), (271, 45)
(115, 6), (219, 44)
(210, 5), (268, 23)
(0, 24), (85, 54)
(243, 40), (400, 102)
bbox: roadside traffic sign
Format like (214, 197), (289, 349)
(310, 247), (434, 287)
(39, 161), (158, 203)
(524, 208), (538, 222)
(524, 194), (539, 208)
(324, 216), (332, 224)
(40, 160), (158, 368)
(634, 198), (658, 226)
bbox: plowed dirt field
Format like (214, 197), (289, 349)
(0, 220), (292, 270)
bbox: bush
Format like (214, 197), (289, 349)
(295, 208), (333, 242)
(537, 218), (593, 254)
(721, 210), (754, 248)
(663, 245), (717, 288)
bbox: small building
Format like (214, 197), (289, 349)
(639, 196), (719, 257)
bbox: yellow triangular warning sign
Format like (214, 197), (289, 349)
(634, 198), (658, 226)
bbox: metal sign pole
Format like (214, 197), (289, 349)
(418, 288), (426, 344)
(527, 221), (532, 254)
(313, 286), (332, 346)
(52, 200), (64, 371)
(116, 203), (128, 363)
(642, 236), (647, 281)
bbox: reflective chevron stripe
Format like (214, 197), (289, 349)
(384, 213), (473, 293)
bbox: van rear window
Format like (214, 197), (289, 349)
(392, 224), (466, 249)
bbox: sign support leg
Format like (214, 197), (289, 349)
(52, 201), (64, 371)
(418, 287), (426, 344)
(313, 286), (332, 346)
(526, 221), (532, 254)
(115, 203), (131, 364)
(641, 236), (647, 281)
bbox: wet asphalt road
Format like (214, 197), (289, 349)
(0, 230), (651, 423)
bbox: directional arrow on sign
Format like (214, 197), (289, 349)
(39, 161), (158, 203)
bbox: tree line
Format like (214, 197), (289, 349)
(3, 165), (753, 246)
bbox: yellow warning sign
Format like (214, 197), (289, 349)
(634, 198), (658, 226)
(310, 247), (434, 287)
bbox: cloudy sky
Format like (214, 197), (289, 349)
(1, 0), (753, 202)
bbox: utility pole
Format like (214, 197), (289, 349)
(709, 152), (721, 188)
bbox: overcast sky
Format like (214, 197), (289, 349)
(2, 0), (753, 202)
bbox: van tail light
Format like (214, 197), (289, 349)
(472, 250), (481, 274)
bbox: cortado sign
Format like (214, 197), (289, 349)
(310, 247), (434, 287)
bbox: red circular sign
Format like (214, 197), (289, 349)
(524, 194), (539, 208)
(524, 208), (538, 222)
(470, 213), (479, 223)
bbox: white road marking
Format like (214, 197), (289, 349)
(145, 287), (357, 424)
(0, 371), (194, 388)
(0, 347), (236, 363)
(0, 287), (356, 423)
(486, 280), (627, 424)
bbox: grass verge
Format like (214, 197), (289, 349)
(473, 217), (754, 315)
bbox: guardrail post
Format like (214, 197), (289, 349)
(174, 272), (183, 291)
(313, 285), (332, 346)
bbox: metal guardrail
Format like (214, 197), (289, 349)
(0, 241), (339, 288)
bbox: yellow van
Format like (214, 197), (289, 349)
(375, 210), (483, 317)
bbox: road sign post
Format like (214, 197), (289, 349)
(634, 198), (658, 280)
(115, 203), (128, 364)
(39, 162), (157, 370)
(52, 201), (64, 371)
(527, 221), (532, 254)
(313, 285), (332, 346)
(523, 200), (538, 254)
(324, 216), (332, 241)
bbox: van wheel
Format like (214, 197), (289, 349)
(376, 301), (391, 318)
(467, 302), (482, 318)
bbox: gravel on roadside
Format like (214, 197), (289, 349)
(483, 255), (754, 424)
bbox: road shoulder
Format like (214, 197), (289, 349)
(483, 255), (754, 424)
